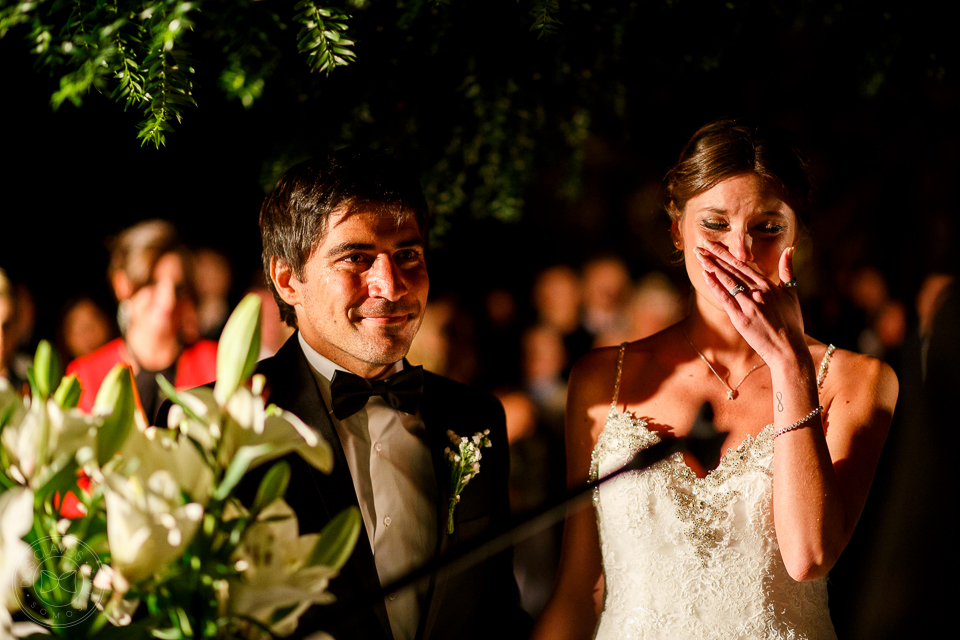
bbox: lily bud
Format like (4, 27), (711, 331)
(251, 460), (291, 516)
(31, 340), (62, 401)
(54, 373), (82, 409)
(93, 364), (136, 466)
(214, 294), (262, 405)
(306, 506), (361, 570)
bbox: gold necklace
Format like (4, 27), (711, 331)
(682, 325), (767, 400)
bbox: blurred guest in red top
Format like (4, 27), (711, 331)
(67, 220), (217, 422)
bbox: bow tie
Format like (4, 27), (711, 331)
(329, 366), (425, 421)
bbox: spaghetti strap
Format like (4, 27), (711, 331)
(816, 344), (836, 389)
(610, 343), (628, 411)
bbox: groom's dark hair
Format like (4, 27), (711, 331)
(260, 148), (430, 327)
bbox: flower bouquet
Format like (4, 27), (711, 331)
(1, 294), (360, 639)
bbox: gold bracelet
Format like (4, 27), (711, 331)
(774, 405), (823, 438)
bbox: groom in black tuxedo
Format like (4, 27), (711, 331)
(252, 150), (529, 640)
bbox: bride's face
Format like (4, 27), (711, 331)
(673, 173), (798, 307)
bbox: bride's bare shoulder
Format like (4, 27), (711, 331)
(568, 345), (622, 406)
(813, 343), (898, 407)
(570, 326), (680, 405)
(801, 338), (899, 435)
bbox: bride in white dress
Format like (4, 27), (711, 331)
(532, 118), (898, 640)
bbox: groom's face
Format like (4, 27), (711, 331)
(279, 207), (429, 379)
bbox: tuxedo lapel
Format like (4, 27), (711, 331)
(416, 374), (456, 640)
(258, 337), (358, 528)
(420, 381), (455, 554)
(414, 373), (517, 640)
(257, 336), (394, 640)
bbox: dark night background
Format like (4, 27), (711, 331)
(1, 2), (956, 635)
(3, 0), (957, 340)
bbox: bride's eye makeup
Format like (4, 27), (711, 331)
(700, 219), (728, 231)
(755, 222), (785, 234)
(752, 213), (791, 235)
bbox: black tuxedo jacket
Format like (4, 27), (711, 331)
(242, 335), (530, 640)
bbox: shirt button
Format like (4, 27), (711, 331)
(383, 516), (392, 526)
(375, 443), (382, 452)
(388, 592), (397, 601)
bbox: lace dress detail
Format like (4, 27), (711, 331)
(589, 344), (838, 640)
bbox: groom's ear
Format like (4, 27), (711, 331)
(270, 256), (301, 308)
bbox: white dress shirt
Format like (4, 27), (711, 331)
(298, 333), (437, 640)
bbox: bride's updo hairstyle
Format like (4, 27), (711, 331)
(662, 117), (814, 232)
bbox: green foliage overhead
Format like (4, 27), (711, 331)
(0, 0), (552, 150)
(530, 0), (562, 39)
(1, 0), (203, 146)
(2, 0), (356, 146)
(1, 0), (949, 234)
(294, 1), (356, 75)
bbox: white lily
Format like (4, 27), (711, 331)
(227, 500), (337, 637)
(0, 610), (41, 640)
(0, 487), (35, 612)
(102, 468), (203, 589)
(118, 423), (215, 506)
(0, 608), (12, 640)
(167, 383), (333, 477)
(0, 295), (358, 639)
(0, 397), (98, 488)
(0, 615), (47, 640)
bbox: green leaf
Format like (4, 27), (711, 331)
(214, 293), (262, 405)
(34, 458), (80, 509)
(0, 403), (17, 430)
(53, 373), (82, 409)
(86, 614), (160, 640)
(213, 443), (275, 501)
(268, 603), (298, 626)
(0, 0), (37, 40)
(305, 505), (361, 570)
(93, 364), (136, 466)
(530, 0), (562, 39)
(156, 374), (207, 427)
(251, 460), (291, 515)
(295, 2), (356, 76)
(174, 605), (193, 636)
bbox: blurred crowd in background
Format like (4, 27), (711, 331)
(0, 243), (293, 398)
(1, 218), (956, 634)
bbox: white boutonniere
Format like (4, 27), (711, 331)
(444, 429), (492, 534)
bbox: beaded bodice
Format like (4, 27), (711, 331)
(589, 345), (838, 640)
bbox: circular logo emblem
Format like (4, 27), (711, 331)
(14, 536), (106, 629)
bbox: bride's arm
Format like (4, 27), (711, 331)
(698, 241), (898, 581)
(768, 347), (896, 580)
(531, 349), (615, 639)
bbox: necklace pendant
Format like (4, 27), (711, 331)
(727, 390), (736, 400)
